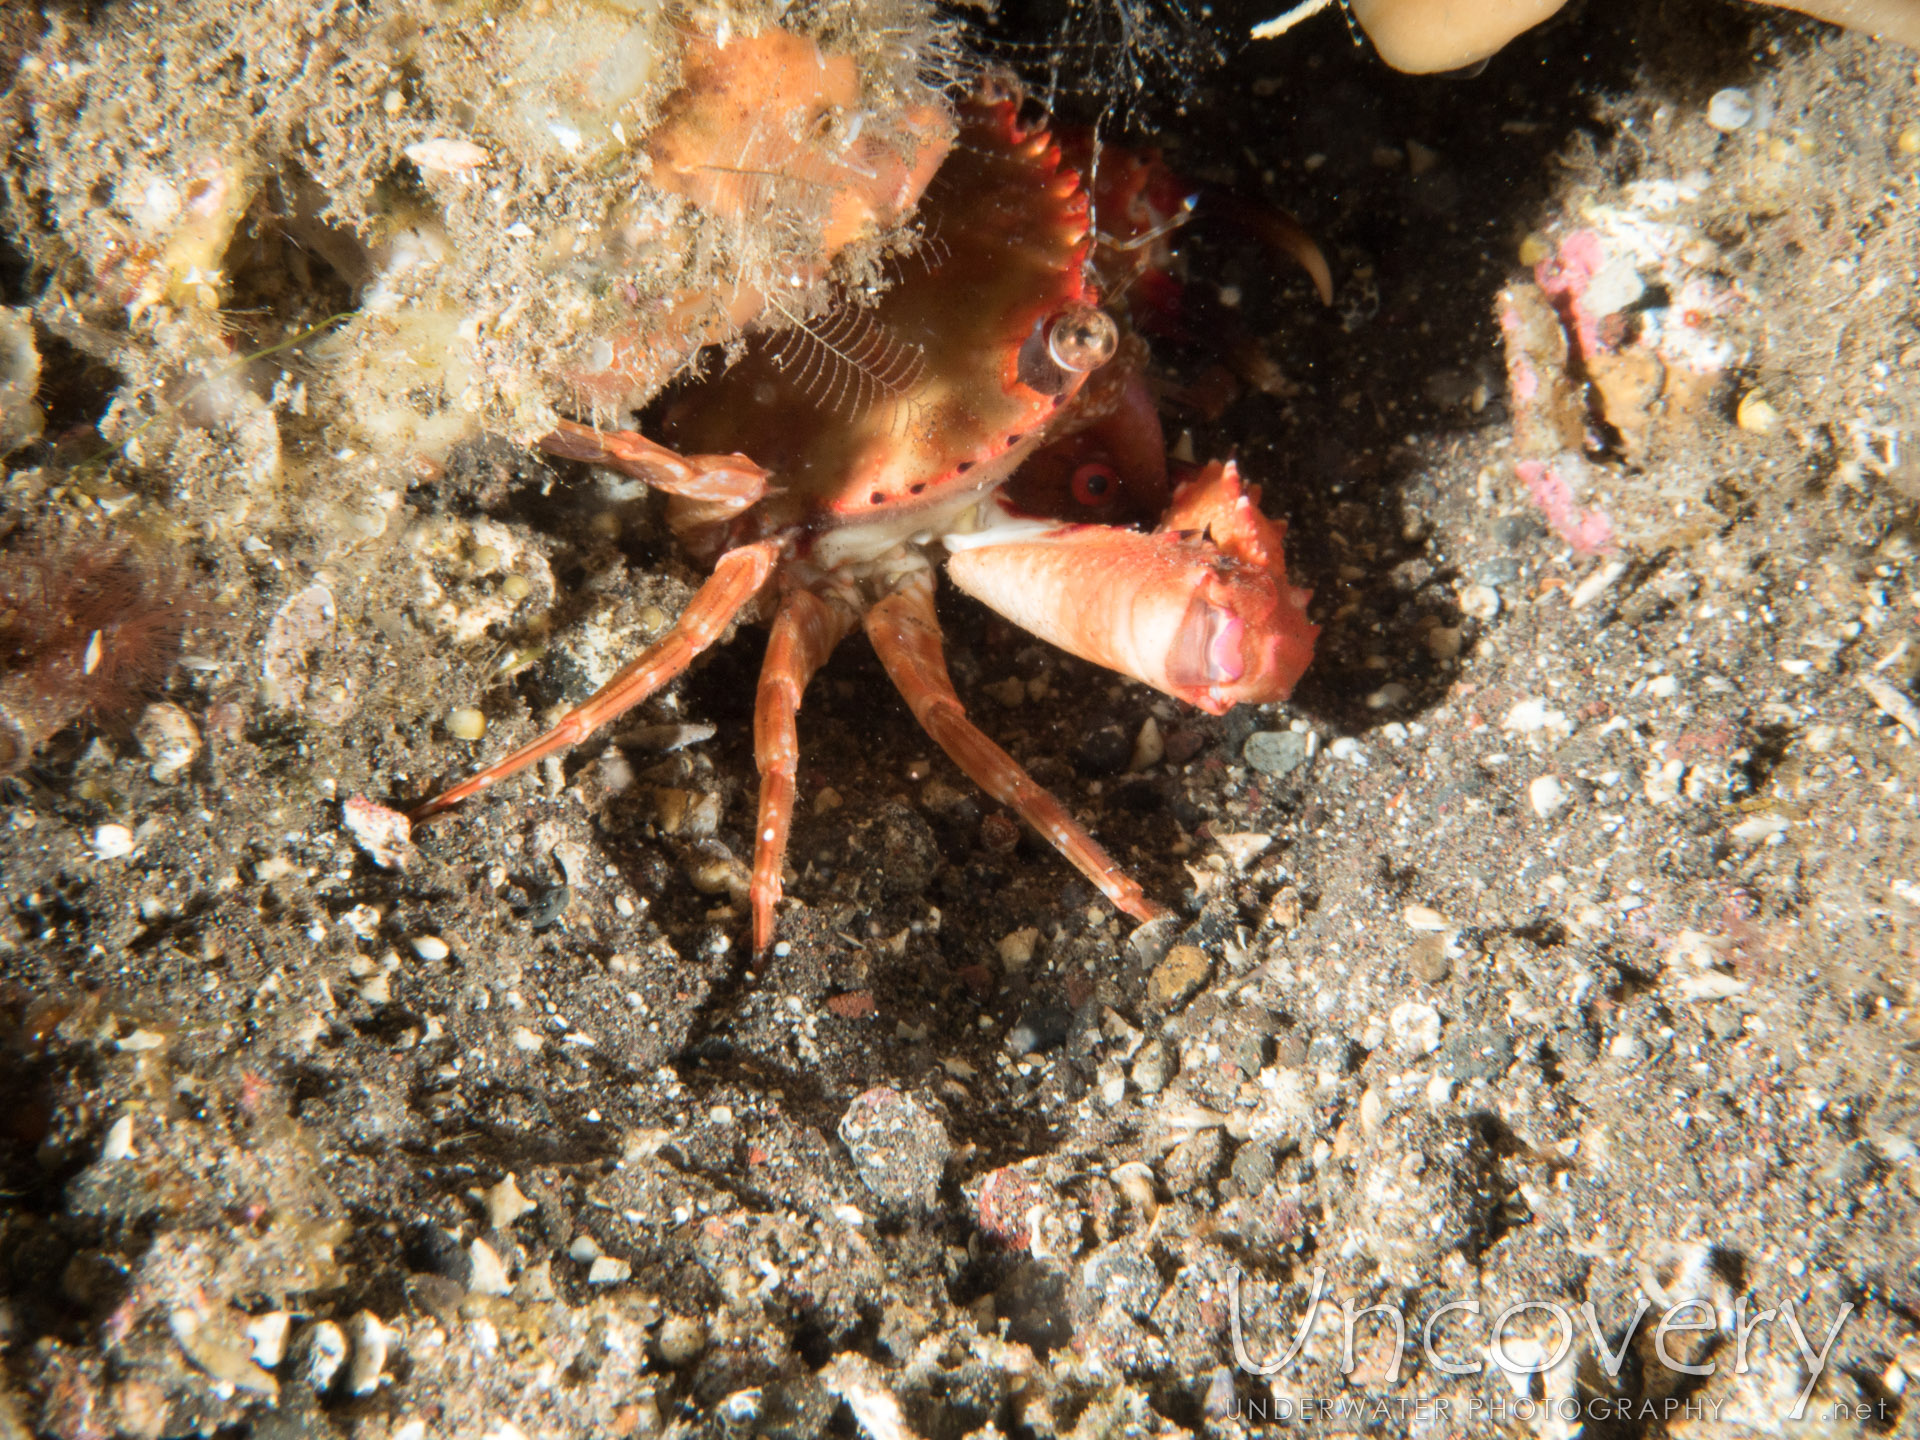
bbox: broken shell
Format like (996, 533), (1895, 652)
(93, 823), (137, 860)
(136, 701), (202, 783)
(342, 796), (413, 869)
(403, 137), (490, 174)
(1108, 1160), (1161, 1219)
(485, 1173), (537, 1229)
(1529, 774), (1569, 817)
(1736, 390), (1781, 435)
(344, 1311), (393, 1395)
(446, 707), (487, 740)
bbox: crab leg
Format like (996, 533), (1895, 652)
(411, 540), (780, 819)
(865, 571), (1171, 927)
(751, 588), (856, 952)
(541, 419), (771, 525)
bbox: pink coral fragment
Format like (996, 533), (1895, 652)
(1516, 459), (1616, 556)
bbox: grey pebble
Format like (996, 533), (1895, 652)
(1243, 729), (1311, 778)
(838, 1087), (950, 1213)
(1230, 1140), (1276, 1192)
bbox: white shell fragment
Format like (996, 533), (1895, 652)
(403, 137), (490, 174)
(1389, 1001), (1444, 1056)
(1402, 904), (1448, 932)
(587, 1255), (632, 1285)
(246, 1311), (291, 1367)
(485, 1173), (537, 1229)
(102, 1114), (136, 1160)
(345, 1311), (394, 1395)
(1706, 88), (1755, 132)
(261, 583), (337, 711)
(446, 707), (487, 740)
(135, 701), (202, 782)
(342, 796), (413, 869)
(1730, 813), (1789, 843)
(92, 823), (137, 860)
(468, 1238), (512, 1296)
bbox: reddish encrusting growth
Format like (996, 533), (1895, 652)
(0, 535), (199, 773)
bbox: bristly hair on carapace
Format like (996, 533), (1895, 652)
(0, 533), (201, 774)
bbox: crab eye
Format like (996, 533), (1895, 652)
(1046, 304), (1118, 373)
(1070, 462), (1118, 507)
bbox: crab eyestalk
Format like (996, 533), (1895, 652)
(945, 461), (1317, 714)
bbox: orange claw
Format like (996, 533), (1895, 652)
(751, 587), (855, 952)
(944, 461), (1318, 716)
(410, 540), (780, 821)
(865, 570), (1171, 927)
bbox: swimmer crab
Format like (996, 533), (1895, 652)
(411, 86), (1320, 953)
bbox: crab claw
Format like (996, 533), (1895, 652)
(944, 461), (1317, 715)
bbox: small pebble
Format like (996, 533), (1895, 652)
(1458, 583), (1500, 622)
(1426, 625), (1464, 660)
(446, 707), (486, 740)
(997, 926), (1038, 969)
(1149, 945), (1210, 1009)
(1679, 972), (1749, 1001)
(1214, 832), (1272, 870)
(587, 1256), (632, 1285)
(1705, 87), (1755, 132)
(1736, 390), (1781, 434)
(1730, 813), (1789, 843)
(246, 1311), (290, 1368)
(292, 1320), (348, 1394)
(1128, 914), (1180, 967)
(1402, 904), (1448, 933)
(345, 1312), (393, 1396)
(342, 796), (412, 869)
(1529, 774), (1569, 817)
(654, 1315), (706, 1365)
(1130, 715), (1164, 771)
(1389, 1001), (1444, 1057)
(1243, 729), (1311, 777)
(411, 935), (450, 961)
(839, 1087), (951, 1213)
(1131, 1040), (1172, 1094)
(1609, 1033), (1649, 1062)
(467, 1238), (511, 1296)
(1408, 934), (1451, 983)
(135, 702), (202, 783)
(976, 1167), (1044, 1249)
(485, 1174), (537, 1230)
(1366, 682), (1410, 711)
(102, 1114), (135, 1161)
(404, 137), (488, 173)
(825, 991), (876, 1020)
(1005, 1001), (1070, 1056)
(92, 823), (136, 860)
